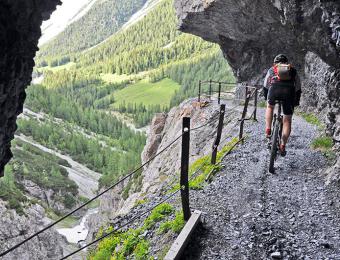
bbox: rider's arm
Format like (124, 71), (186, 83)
(294, 73), (302, 106)
(263, 69), (271, 100)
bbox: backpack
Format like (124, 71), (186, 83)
(273, 64), (293, 81)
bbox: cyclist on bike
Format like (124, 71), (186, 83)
(263, 54), (302, 156)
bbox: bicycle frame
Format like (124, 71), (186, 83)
(269, 101), (283, 173)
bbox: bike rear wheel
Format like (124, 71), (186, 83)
(269, 123), (279, 173)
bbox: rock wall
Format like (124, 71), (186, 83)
(0, 200), (65, 260)
(88, 98), (241, 233)
(0, 0), (60, 176)
(174, 0), (340, 178)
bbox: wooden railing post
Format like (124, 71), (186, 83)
(253, 88), (258, 121)
(198, 80), (201, 102)
(211, 104), (226, 164)
(181, 117), (191, 221)
(218, 82), (222, 105)
(239, 87), (250, 140)
(209, 79), (212, 100)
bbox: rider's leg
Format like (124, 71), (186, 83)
(265, 104), (274, 136)
(281, 115), (292, 146)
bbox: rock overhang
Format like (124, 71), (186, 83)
(0, 0), (61, 176)
(174, 0), (340, 81)
(174, 0), (340, 182)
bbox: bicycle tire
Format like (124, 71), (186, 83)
(269, 122), (279, 173)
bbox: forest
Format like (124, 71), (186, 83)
(3, 0), (234, 214)
(37, 0), (147, 63)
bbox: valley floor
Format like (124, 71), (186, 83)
(15, 134), (100, 198)
(184, 108), (340, 259)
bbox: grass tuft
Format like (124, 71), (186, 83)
(144, 203), (174, 229)
(300, 112), (323, 127)
(158, 211), (185, 234)
(311, 136), (333, 150)
(90, 203), (174, 259)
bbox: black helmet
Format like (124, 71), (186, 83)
(274, 54), (288, 64)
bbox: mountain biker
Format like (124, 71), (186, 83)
(263, 54), (302, 156)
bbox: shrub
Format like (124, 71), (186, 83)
(63, 194), (77, 209)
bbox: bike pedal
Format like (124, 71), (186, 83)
(280, 150), (287, 157)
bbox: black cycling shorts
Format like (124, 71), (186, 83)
(268, 83), (295, 115)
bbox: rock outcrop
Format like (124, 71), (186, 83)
(0, 200), (65, 259)
(89, 98), (240, 232)
(174, 0), (340, 179)
(0, 0), (60, 176)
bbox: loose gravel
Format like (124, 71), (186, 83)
(184, 108), (340, 259)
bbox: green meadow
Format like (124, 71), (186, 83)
(112, 78), (180, 108)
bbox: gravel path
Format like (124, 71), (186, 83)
(184, 108), (340, 259)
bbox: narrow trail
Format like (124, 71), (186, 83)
(184, 108), (340, 259)
(15, 134), (100, 198)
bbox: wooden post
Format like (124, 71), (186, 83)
(209, 79), (212, 100)
(211, 104), (226, 164)
(198, 80), (201, 102)
(181, 117), (191, 221)
(218, 82), (222, 104)
(239, 87), (249, 140)
(253, 88), (258, 121)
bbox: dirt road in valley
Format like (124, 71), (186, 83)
(15, 134), (100, 198)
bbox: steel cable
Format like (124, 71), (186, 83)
(61, 189), (181, 259)
(0, 100), (246, 258)
(0, 134), (183, 257)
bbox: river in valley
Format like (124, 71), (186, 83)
(57, 208), (98, 244)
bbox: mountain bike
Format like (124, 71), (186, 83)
(268, 100), (283, 173)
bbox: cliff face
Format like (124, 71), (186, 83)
(0, 200), (65, 260)
(88, 99), (241, 235)
(174, 0), (340, 176)
(0, 0), (60, 176)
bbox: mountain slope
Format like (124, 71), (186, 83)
(37, 0), (147, 63)
(34, 0), (234, 127)
(39, 0), (96, 46)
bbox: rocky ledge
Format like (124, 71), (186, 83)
(0, 200), (65, 260)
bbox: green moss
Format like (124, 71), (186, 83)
(311, 136), (333, 150)
(134, 239), (150, 260)
(134, 199), (148, 207)
(144, 203), (174, 229)
(258, 101), (267, 108)
(90, 228), (151, 260)
(90, 203), (174, 259)
(300, 112), (323, 127)
(158, 211), (185, 234)
(173, 137), (240, 190)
